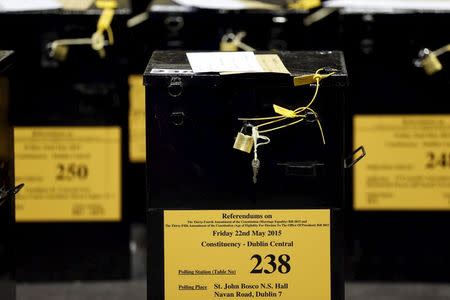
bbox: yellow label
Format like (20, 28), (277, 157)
(354, 115), (450, 210)
(15, 127), (121, 222)
(293, 74), (316, 86)
(164, 209), (330, 300)
(129, 75), (146, 163)
(255, 55), (290, 74)
(273, 105), (297, 118)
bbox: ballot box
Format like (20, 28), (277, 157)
(145, 50), (353, 300)
(0, 50), (16, 300)
(337, 5), (450, 282)
(0, 1), (134, 281)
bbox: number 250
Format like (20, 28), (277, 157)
(56, 163), (88, 180)
(250, 254), (291, 274)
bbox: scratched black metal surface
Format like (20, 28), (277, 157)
(145, 50), (348, 87)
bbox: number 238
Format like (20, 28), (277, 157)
(250, 254), (291, 274)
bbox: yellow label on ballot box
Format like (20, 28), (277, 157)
(15, 127), (121, 222)
(129, 75), (146, 163)
(354, 115), (450, 210)
(164, 210), (330, 300)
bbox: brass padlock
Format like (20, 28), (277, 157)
(233, 131), (254, 153)
(51, 44), (69, 62)
(422, 52), (443, 76)
(220, 40), (238, 52)
(220, 33), (238, 52)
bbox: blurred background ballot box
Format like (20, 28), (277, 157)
(335, 2), (450, 282)
(0, 50), (15, 300)
(0, 1), (135, 282)
(127, 0), (340, 73)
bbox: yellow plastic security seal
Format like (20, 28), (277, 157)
(288, 0), (321, 10)
(273, 105), (297, 118)
(220, 32), (255, 52)
(237, 68), (335, 144)
(92, 0), (118, 57)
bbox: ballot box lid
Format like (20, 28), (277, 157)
(149, 0), (311, 14)
(144, 50), (348, 88)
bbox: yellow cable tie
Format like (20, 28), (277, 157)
(259, 118), (306, 133)
(238, 116), (285, 121)
(106, 26), (114, 45)
(256, 117), (288, 129)
(259, 107), (325, 145)
(96, 0), (118, 9)
(316, 117), (326, 144)
(91, 0), (117, 54)
(97, 9), (115, 31)
(433, 43), (450, 57)
(304, 107), (326, 144)
(294, 78), (320, 113)
(293, 70), (335, 87)
(238, 68), (331, 139)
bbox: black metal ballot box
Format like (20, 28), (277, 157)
(147, 0), (339, 49)
(0, 2), (133, 281)
(128, 0), (340, 72)
(0, 51), (15, 300)
(146, 51), (350, 300)
(341, 9), (450, 282)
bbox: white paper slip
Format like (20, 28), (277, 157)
(221, 54), (291, 75)
(173, 0), (279, 10)
(187, 52), (264, 73)
(0, 0), (62, 11)
(324, 0), (450, 12)
(58, 0), (94, 11)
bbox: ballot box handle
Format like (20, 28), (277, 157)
(0, 183), (24, 207)
(344, 146), (366, 169)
